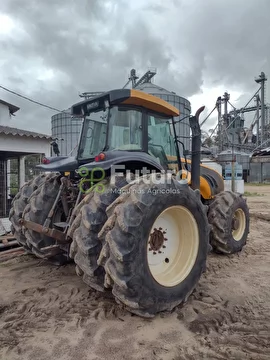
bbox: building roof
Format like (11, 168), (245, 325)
(252, 147), (270, 157)
(0, 125), (52, 139)
(0, 99), (20, 115)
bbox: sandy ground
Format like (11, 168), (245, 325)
(1, 185), (270, 360)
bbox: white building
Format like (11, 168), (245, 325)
(0, 99), (52, 218)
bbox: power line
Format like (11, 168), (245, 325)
(0, 85), (70, 114)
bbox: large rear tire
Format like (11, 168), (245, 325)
(22, 173), (69, 264)
(9, 172), (57, 252)
(69, 175), (130, 291)
(208, 191), (250, 254)
(98, 174), (210, 317)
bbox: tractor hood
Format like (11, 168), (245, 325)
(35, 156), (79, 172)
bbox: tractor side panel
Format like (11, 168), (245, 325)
(200, 166), (224, 199)
(199, 176), (212, 199)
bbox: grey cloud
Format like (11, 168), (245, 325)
(0, 0), (269, 135)
(1, 0), (180, 134)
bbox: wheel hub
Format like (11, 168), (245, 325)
(232, 208), (246, 241)
(147, 206), (199, 287)
(232, 217), (240, 230)
(149, 228), (167, 253)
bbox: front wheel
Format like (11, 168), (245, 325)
(98, 174), (210, 317)
(208, 191), (250, 254)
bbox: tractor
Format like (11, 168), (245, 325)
(9, 88), (250, 317)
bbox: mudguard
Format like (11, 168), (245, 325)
(35, 156), (79, 172)
(78, 151), (164, 175)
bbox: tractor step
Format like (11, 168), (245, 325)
(40, 244), (63, 256)
(53, 222), (69, 230)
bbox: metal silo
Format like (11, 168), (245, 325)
(51, 109), (82, 156)
(134, 82), (191, 152)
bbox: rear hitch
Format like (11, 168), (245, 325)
(19, 218), (67, 243)
(19, 176), (72, 243)
(43, 177), (68, 229)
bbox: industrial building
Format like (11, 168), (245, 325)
(0, 99), (52, 218)
(201, 71), (270, 183)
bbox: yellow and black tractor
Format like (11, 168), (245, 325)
(9, 88), (250, 317)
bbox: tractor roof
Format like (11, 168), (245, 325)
(71, 89), (180, 117)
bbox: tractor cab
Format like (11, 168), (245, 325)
(72, 89), (181, 173)
(72, 88), (224, 199)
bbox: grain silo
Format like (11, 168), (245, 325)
(51, 109), (82, 156)
(134, 82), (191, 152)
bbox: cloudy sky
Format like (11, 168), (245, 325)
(0, 0), (269, 135)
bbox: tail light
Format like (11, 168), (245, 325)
(42, 157), (50, 164)
(95, 152), (106, 162)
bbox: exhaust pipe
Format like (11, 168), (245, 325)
(189, 106), (205, 191)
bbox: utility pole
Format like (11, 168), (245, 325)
(255, 72), (267, 144)
(216, 96), (222, 152)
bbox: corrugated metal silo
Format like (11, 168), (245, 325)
(51, 109), (82, 156)
(134, 82), (191, 152)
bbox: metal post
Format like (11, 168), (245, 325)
(224, 92), (230, 127)
(256, 95), (260, 147)
(231, 134), (235, 192)
(189, 106), (205, 191)
(19, 156), (26, 188)
(261, 74), (265, 144)
(216, 97), (222, 152)
(255, 72), (267, 145)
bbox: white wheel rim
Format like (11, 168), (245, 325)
(232, 208), (246, 241)
(147, 205), (199, 287)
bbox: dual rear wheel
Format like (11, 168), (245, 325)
(9, 172), (69, 265)
(69, 175), (249, 317)
(69, 174), (210, 317)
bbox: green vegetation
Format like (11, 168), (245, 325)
(244, 191), (264, 197)
(246, 183), (270, 186)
